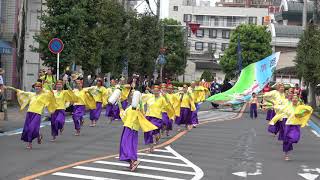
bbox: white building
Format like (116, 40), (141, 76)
(169, 0), (268, 82)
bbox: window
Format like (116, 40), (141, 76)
(195, 42), (204, 50)
(173, 6), (179, 11)
(208, 43), (217, 52)
(196, 29), (204, 37)
(222, 30), (230, 39)
(183, 14), (192, 22)
(221, 43), (229, 51)
(249, 17), (257, 24)
(209, 29), (217, 38)
(196, 15), (204, 25)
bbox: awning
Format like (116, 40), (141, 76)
(0, 40), (12, 54)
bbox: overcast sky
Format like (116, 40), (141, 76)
(136, 0), (169, 18)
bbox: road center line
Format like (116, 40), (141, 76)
(52, 172), (119, 180)
(94, 161), (196, 175)
(73, 166), (186, 180)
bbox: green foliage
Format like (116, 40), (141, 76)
(33, 0), (162, 77)
(295, 24), (320, 85)
(200, 70), (213, 82)
(171, 81), (190, 87)
(161, 18), (188, 78)
(220, 24), (272, 79)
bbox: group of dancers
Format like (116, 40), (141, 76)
(5, 78), (209, 171)
(261, 83), (313, 161)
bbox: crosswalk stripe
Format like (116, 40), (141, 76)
(153, 149), (170, 153)
(52, 172), (119, 180)
(94, 161), (196, 175)
(73, 166), (187, 180)
(137, 153), (180, 159)
(131, 158), (189, 167)
(311, 130), (320, 137)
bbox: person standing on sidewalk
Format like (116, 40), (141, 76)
(0, 68), (5, 112)
(6, 83), (57, 149)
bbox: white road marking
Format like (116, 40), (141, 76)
(311, 130), (320, 138)
(115, 157), (189, 167)
(165, 146), (204, 180)
(52, 172), (119, 180)
(153, 149), (170, 153)
(73, 166), (186, 180)
(94, 161), (196, 175)
(137, 153), (180, 159)
(298, 173), (319, 180)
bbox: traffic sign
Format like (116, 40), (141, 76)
(48, 38), (64, 54)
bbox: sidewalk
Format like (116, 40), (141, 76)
(0, 106), (27, 132)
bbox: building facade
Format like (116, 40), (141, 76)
(270, 0), (313, 84)
(169, 0), (268, 82)
(0, 0), (21, 99)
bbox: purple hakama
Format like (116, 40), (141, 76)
(144, 116), (162, 145)
(162, 112), (173, 131)
(283, 125), (300, 153)
(278, 118), (287, 141)
(121, 100), (129, 110)
(90, 102), (102, 121)
(51, 110), (65, 137)
(191, 103), (200, 125)
(175, 107), (192, 125)
(119, 127), (138, 162)
(21, 112), (41, 143)
(266, 109), (275, 121)
(72, 105), (85, 130)
(250, 104), (258, 119)
(268, 120), (281, 135)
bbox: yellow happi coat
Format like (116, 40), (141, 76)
(11, 87), (57, 114)
(53, 90), (77, 110)
(121, 106), (157, 132)
(269, 101), (313, 128)
(73, 88), (96, 110)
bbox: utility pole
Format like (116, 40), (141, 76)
(314, 0), (319, 25)
(303, 0), (307, 29)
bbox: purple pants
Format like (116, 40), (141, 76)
(51, 110), (65, 137)
(191, 103), (200, 125)
(278, 118), (287, 141)
(72, 105), (85, 130)
(119, 127), (138, 162)
(266, 109), (275, 121)
(283, 125), (300, 153)
(175, 107), (192, 125)
(21, 112), (41, 143)
(250, 104), (257, 119)
(162, 112), (173, 131)
(144, 116), (162, 145)
(90, 102), (102, 121)
(268, 120), (281, 135)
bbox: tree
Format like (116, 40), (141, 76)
(219, 24), (272, 79)
(295, 23), (320, 108)
(161, 18), (188, 79)
(126, 13), (162, 76)
(200, 70), (213, 82)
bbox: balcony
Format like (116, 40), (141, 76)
(194, 20), (247, 28)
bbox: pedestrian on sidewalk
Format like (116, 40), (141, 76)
(0, 68), (4, 112)
(249, 93), (259, 119)
(5, 82), (56, 149)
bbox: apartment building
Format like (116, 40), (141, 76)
(169, 0), (268, 82)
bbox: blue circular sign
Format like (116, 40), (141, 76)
(48, 38), (64, 54)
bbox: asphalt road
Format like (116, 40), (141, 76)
(0, 105), (319, 180)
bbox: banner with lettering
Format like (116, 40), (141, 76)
(207, 52), (280, 105)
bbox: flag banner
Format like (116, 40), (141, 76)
(207, 52), (280, 105)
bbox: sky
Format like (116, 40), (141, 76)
(135, 0), (169, 18)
